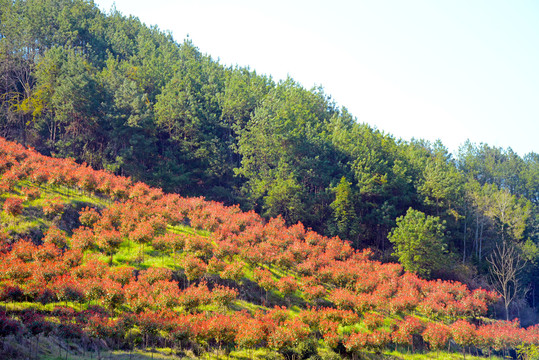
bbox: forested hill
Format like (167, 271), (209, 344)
(1, 0), (539, 319)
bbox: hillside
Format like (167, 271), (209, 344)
(2, 1), (539, 317)
(1, 0), (539, 346)
(0, 137), (537, 359)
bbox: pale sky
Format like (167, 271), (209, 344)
(93, 0), (539, 156)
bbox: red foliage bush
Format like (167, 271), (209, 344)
(211, 284), (238, 307)
(33, 243), (62, 262)
(182, 255), (207, 282)
(422, 322), (450, 351)
(363, 312), (385, 330)
(3, 197), (23, 215)
(451, 319), (477, 348)
(42, 197), (65, 217)
(184, 234), (213, 259)
(236, 316), (268, 349)
(9, 239), (35, 262)
(344, 331), (369, 353)
(220, 262), (244, 282)
(276, 276), (298, 297)
(268, 318), (309, 352)
(1, 259), (32, 283)
(70, 227), (96, 251)
(303, 283), (326, 303)
(138, 267), (173, 285)
(149, 280), (180, 309)
(207, 256), (226, 274)
(392, 316), (424, 347)
(21, 186), (40, 201)
(86, 314), (123, 340)
(177, 282), (212, 311)
(43, 225), (68, 248)
(253, 267), (275, 292)
(108, 266), (135, 286)
(95, 229), (123, 263)
(329, 288), (357, 311)
(78, 206), (100, 227)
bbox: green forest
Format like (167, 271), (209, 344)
(1, 0), (538, 325)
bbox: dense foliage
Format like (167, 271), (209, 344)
(0, 137), (537, 359)
(1, 0), (539, 325)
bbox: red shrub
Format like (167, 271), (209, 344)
(220, 262), (244, 282)
(182, 255), (207, 282)
(21, 186), (40, 201)
(236, 316), (268, 349)
(345, 331), (369, 353)
(3, 197), (23, 216)
(70, 227), (96, 251)
(451, 319), (477, 354)
(268, 318), (309, 352)
(329, 288), (357, 311)
(43, 225), (68, 248)
(422, 322), (450, 351)
(138, 267), (173, 285)
(392, 316), (424, 347)
(178, 282), (212, 311)
(42, 197), (64, 217)
(79, 206), (100, 227)
(276, 276), (298, 297)
(363, 312), (384, 330)
(211, 284), (238, 307)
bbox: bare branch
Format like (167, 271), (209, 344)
(487, 241), (527, 320)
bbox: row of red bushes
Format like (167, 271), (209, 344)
(0, 136), (536, 357)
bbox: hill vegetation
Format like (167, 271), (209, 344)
(0, 136), (535, 359)
(1, 0), (539, 357)
(2, 2), (538, 311)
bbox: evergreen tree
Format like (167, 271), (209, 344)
(388, 208), (448, 278)
(330, 177), (359, 245)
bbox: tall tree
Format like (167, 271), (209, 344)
(330, 176), (359, 245)
(154, 41), (230, 197)
(417, 143), (464, 218)
(235, 79), (338, 228)
(488, 241), (527, 320)
(485, 184), (530, 245)
(31, 47), (103, 165)
(388, 208), (448, 278)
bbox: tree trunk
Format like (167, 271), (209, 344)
(463, 206), (467, 263)
(479, 221), (484, 260)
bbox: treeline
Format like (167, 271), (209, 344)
(1, 0), (538, 319)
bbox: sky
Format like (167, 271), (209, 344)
(93, 0), (539, 156)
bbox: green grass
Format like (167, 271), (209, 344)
(3, 327), (506, 360)
(15, 181), (110, 207)
(39, 347), (280, 360)
(0, 210), (43, 233)
(1, 300), (58, 313)
(99, 238), (192, 270)
(6, 335), (198, 360)
(384, 350), (503, 359)
(168, 224), (210, 237)
(7, 332), (280, 360)
(231, 299), (267, 313)
(0, 182), (109, 238)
